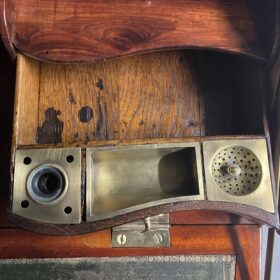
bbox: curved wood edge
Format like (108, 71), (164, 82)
(0, 0), (16, 60)
(268, 0), (280, 69)
(2, 0), (276, 63)
(22, 47), (266, 65)
(269, 0), (280, 107)
(9, 201), (280, 236)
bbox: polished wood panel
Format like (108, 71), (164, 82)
(0, 225), (260, 280)
(1, 0), (277, 62)
(170, 210), (254, 225)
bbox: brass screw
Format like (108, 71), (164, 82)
(154, 233), (164, 244)
(227, 164), (242, 176)
(117, 234), (127, 245)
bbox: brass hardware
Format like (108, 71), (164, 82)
(227, 164), (242, 177)
(203, 139), (275, 213)
(86, 143), (204, 221)
(212, 146), (262, 196)
(112, 214), (170, 248)
(26, 165), (68, 204)
(11, 138), (275, 226)
(12, 148), (82, 224)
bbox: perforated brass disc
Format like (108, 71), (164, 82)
(212, 146), (262, 196)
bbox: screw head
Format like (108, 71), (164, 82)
(153, 233), (164, 244)
(117, 234), (127, 245)
(227, 164), (241, 177)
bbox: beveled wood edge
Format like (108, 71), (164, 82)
(8, 201), (279, 236)
(268, 0), (280, 69)
(20, 46), (267, 64)
(0, 0), (16, 60)
(259, 70), (279, 226)
(1, 0), (275, 64)
(16, 135), (266, 150)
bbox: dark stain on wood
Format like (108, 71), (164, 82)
(68, 89), (76, 104)
(36, 108), (64, 144)
(78, 106), (93, 123)
(94, 93), (109, 140)
(95, 79), (104, 91)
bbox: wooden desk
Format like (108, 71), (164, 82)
(0, 26), (267, 280)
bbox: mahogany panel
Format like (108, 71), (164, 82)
(0, 225), (260, 280)
(9, 200), (278, 235)
(171, 225), (260, 280)
(1, 0), (277, 62)
(170, 210), (254, 225)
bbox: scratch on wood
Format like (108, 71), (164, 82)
(94, 93), (109, 140)
(68, 89), (77, 104)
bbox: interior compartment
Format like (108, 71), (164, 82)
(86, 144), (204, 220)
(15, 50), (265, 147)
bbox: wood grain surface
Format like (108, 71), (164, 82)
(14, 51), (265, 147)
(0, 225), (260, 280)
(0, 0), (277, 62)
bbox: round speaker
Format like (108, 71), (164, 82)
(212, 146), (262, 196)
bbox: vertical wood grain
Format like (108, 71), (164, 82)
(15, 55), (40, 145)
(118, 51), (201, 139)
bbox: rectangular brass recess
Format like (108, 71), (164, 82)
(203, 138), (275, 213)
(86, 143), (204, 221)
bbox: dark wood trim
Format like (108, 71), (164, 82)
(0, 0), (16, 60)
(9, 201), (279, 235)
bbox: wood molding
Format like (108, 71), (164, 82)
(9, 201), (279, 235)
(0, 0), (16, 60)
(1, 0), (277, 62)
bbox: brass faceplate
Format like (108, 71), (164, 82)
(203, 139), (275, 213)
(12, 148), (82, 224)
(86, 143), (204, 221)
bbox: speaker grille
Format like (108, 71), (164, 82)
(212, 146), (262, 196)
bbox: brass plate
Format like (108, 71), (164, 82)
(203, 138), (275, 213)
(112, 214), (170, 248)
(12, 148), (82, 224)
(86, 143), (204, 221)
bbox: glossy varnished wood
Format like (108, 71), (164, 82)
(0, 225), (260, 280)
(9, 200), (279, 235)
(1, 0), (277, 62)
(170, 210), (254, 225)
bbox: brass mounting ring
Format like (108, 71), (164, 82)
(26, 165), (68, 205)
